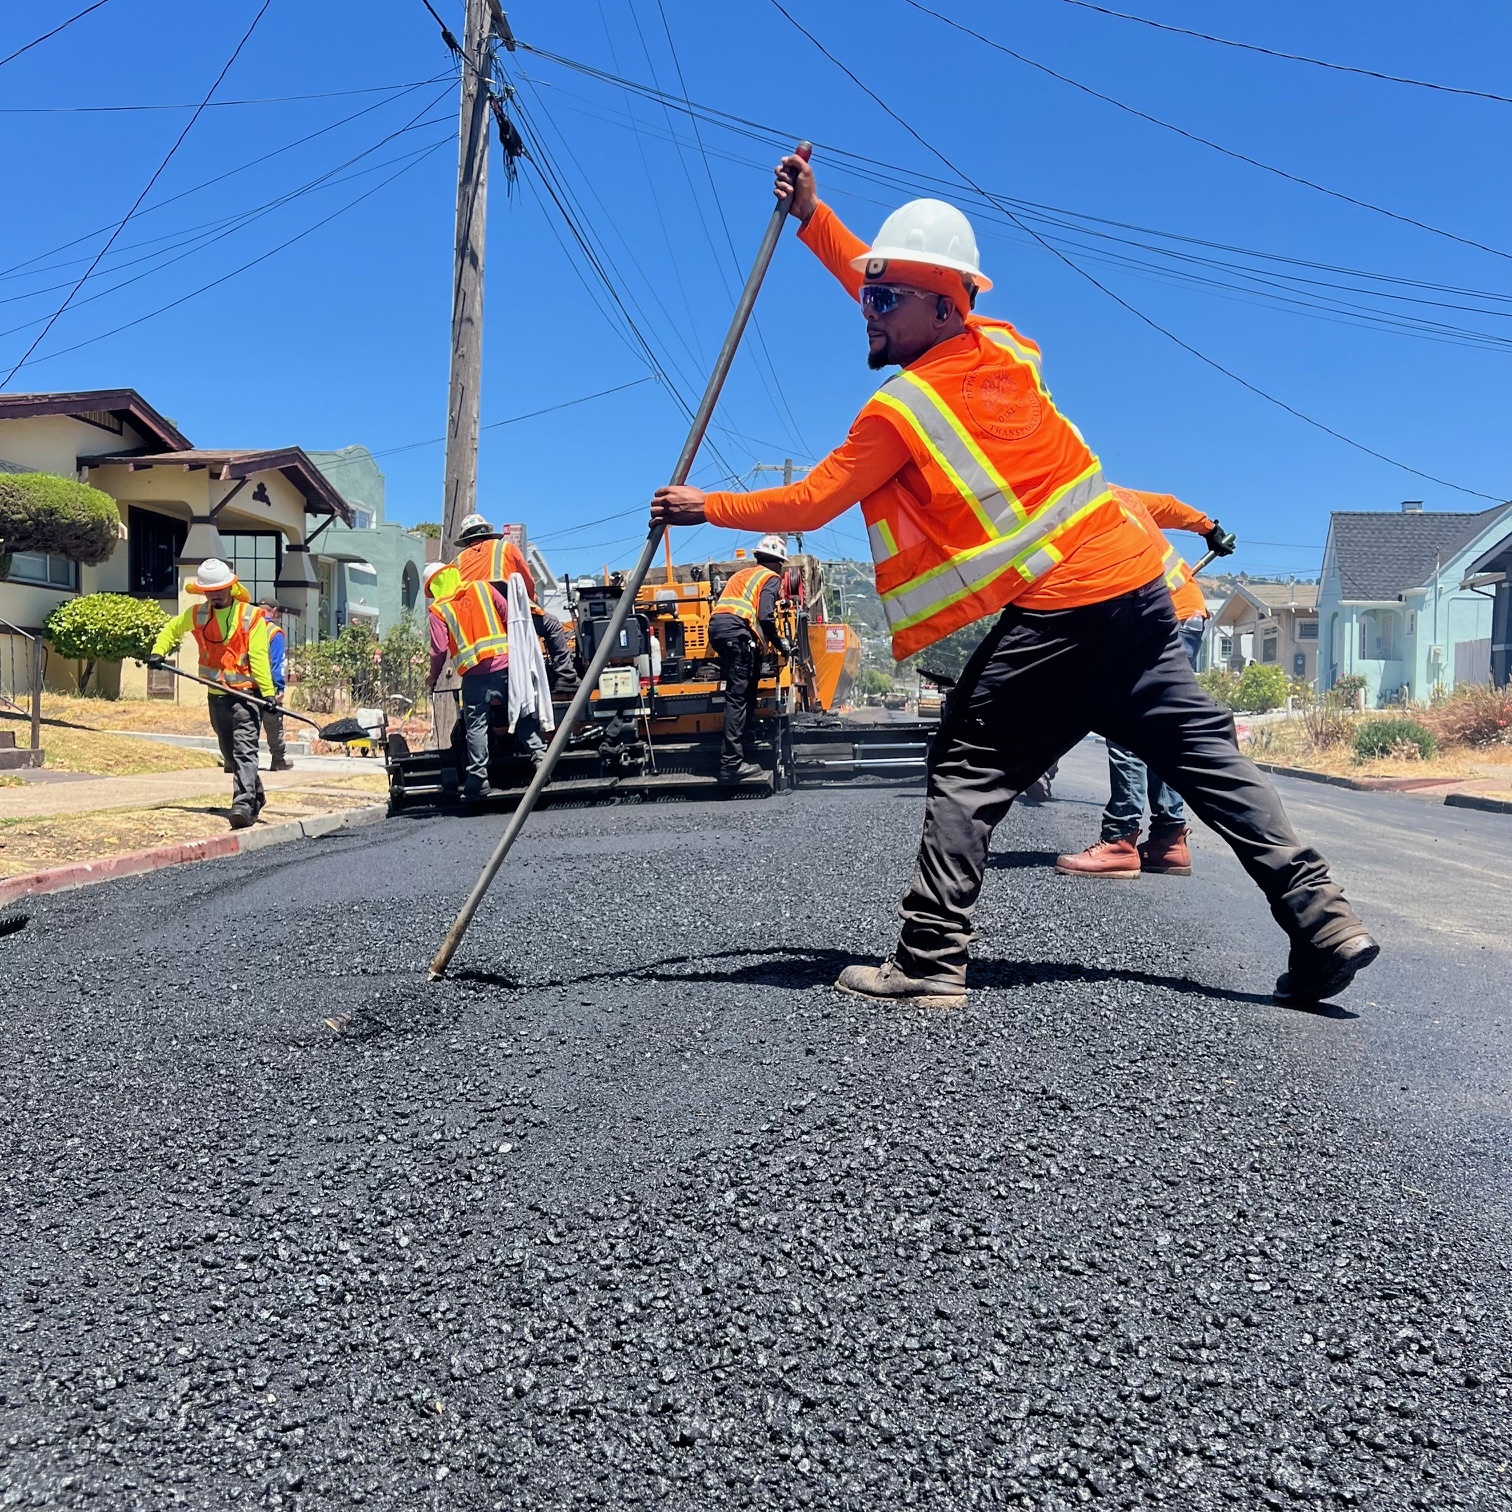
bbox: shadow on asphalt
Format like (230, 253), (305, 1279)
(454, 946), (1356, 1016)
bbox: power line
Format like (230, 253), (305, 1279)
(369, 378), (658, 458)
(2, 0), (275, 385)
(902, 0), (1512, 265)
(6, 141), (448, 376)
(1049, 0), (1512, 106)
(0, 0), (111, 71)
(0, 76), (453, 112)
(767, 0), (1505, 503)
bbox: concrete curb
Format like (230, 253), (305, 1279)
(1252, 761), (1468, 795)
(1444, 791), (1512, 815)
(0, 803), (389, 906)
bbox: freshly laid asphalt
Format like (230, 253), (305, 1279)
(2, 739), (1508, 1510)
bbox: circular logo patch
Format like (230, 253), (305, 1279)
(963, 365), (1042, 441)
(864, 257), (889, 280)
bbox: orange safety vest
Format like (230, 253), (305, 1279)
(858, 324), (1146, 659)
(431, 581), (510, 673)
(712, 565), (779, 639)
(1114, 487), (1207, 622)
(456, 536), (535, 600)
(192, 600), (263, 693)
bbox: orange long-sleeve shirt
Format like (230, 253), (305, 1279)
(1116, 488), (1214, 621)
(705, 202), (1164, 613)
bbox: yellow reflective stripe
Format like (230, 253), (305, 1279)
(880, 467), (1112, 634)
(980, 326), (1046, 395)
(868, 518), (898, 560)
(873, 380), (1025, 536)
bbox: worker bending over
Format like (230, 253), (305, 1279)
(709, 534), (791, 785)
(1057, 488), (1234, 878)
(257, 598), (295, 772)
(653, 154), (1378, 1006)
(425, 562), (546, 801)
(148, 558), (275, 829)
(454, 512), (575, 690)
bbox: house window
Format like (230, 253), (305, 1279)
(1218, 635), (1233, 659)
(349, 506), (373, 531)
(1406, 611), (1416, 635)
(6, 550), (77, 589)
(128, 507), (187, 596)
(1261, 633), (1279, 664)
(1297, 620), (1319, 641)
(220, 531), (282, 604)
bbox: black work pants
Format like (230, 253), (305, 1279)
(710, 614), (759, 769)
(896, 578), (1365, 981)
(208, 694), (265, 818)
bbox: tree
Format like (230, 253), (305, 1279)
(898, 620), (993, 682)
(0, 472), (121, 580)
(412, 521), (443, 539)
(43, 593), (168, 693)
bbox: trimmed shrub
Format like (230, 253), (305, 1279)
(1352, 716), (1437, 763)
(1196, 668), (1241, 709)
(43, 593), (168, 693)
(1424, 682), (1512, 747)
(1234, 662), (1289, 713)
(0, 472), (121, 572)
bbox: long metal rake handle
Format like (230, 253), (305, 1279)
(427, 141), (812, 981)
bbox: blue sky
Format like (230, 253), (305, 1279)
(3, 0), (1510, 582)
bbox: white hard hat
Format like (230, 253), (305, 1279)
(422, 561), (450, 588)
(754, 534), (788, 562)
(456, 512), (493, 541)
(189, 557), (237, 592)
(850, 198), (992, 292)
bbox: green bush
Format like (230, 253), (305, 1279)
(0, 472), (121, 575)
(1332, 673), (1367, 705)
(1197, 667), (1242, 709)
(380, 614), (430, 707)
(287, 623), (383, 713)
(1233, 662), (1289, 713)
(1352, 716), (1437, 763)
(43, 593), (168, 693)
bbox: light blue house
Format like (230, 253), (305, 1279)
(1317, 501), (1512, 705)
(304, 445), (428, 636)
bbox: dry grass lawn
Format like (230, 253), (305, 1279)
(0, 775), (387, 878)
(1, 706), (220, 775)
(1243, 718), (1512, 786)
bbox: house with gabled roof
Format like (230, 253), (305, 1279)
(0, 388), (350, 697)
(1317, 500), (1512, 704)
(1212, 581), (1319, 683)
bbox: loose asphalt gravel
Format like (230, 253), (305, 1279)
(2, 746), (1509, 1511)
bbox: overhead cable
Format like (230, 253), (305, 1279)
(2, 0), (275, 384)
(0, 76), (454, 112)
(901, 0), (1512, 265)
(370, 378), (658, 458)
(768, 0), (1505, 503)
(0, 0), (111, 71)
(1049, 0), (1512, 106)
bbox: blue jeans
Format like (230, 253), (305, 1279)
(1102, 620), (1205, 840)
(460, 669), (510, 796)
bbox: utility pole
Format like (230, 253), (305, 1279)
(752, 458), (803, 551)
(441, 0), (504, 556)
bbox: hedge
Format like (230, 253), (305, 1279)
(44, 593), (169, 694)
(0, 472), (121, 576)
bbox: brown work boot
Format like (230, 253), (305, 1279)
(835, 959), (966, 1010)
(1055, 835), (1142, 878)
(1139, 827), (1192, 876)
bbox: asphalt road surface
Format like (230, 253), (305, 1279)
(3, 739), (1509, 1511)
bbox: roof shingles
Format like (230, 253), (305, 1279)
(1329, 506), (1510, 600)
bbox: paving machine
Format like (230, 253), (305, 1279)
(385, 552), (936, 811)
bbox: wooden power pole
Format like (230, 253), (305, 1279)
(441, 0), (498, 556)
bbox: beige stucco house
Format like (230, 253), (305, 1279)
(1213, 582), (1320, 683)
(0, 389), (349, 699)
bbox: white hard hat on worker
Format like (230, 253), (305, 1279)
(853, 198), (992, 295)
(753, 534), (787, 563)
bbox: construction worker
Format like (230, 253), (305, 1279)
(652, 154), (1378, 1006)
(709, 535), (790, 785)
(453, 513), (575, 690)
(257, 598), (295, 772)
(147, 558), (274, 830)
(1057, 488), (1236, 877)
(425, 561), (545, 801)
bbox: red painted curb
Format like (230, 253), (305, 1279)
(0, 833), (242, 906)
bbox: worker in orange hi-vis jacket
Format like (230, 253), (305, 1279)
(651, 151), (1378, 1009)
(1056, 487), (1237, 879)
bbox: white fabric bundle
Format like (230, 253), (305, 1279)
(505, 573), (556, 734)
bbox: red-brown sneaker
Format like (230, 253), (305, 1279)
(1139, 827), (1192, 876)
(1055, 835), (1142, 878)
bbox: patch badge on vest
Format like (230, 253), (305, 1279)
(963, 364), (1043, 441)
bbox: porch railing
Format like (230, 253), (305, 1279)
(0, 617), (45, 752)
